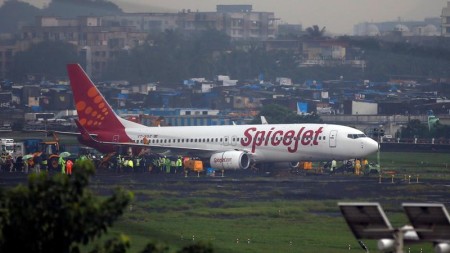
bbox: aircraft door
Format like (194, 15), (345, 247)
(329, 130), (337, 148)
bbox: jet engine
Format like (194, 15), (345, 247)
(435, 243), (450, 253)
(210, 151), (250, 170)
(289, 161), (300, 169)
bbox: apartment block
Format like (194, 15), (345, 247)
(20, 16), (148, 79)
(442, 1), (450, 37)
(101, 5), (276, 40)
(1, 5), (276, 78)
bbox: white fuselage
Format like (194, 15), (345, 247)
(67, 63), (379, 170)
(122, 122), (379, 162)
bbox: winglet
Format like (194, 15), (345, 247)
(261, 116), (268, 124)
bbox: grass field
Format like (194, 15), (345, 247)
(368, 151), (450, 178)
(86, 151), (450, 253)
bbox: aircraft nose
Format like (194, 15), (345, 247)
(365, 138), (379, 155)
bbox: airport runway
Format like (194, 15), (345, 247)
(1, 170), (448, 206)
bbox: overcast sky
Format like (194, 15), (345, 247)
(4, 0), (449, 35)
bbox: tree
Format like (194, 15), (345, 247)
(0, 160), (133, 253)
(431, 121), (450, 139)
(0, 0), (41, 33)
(9, 41), (82, 81)
(305, 25), (326, 38)
(398, 119), (428, 138)
(105, 30), (232, 83)
(0, 160), (215, 253)
(44, 0), (122, 17)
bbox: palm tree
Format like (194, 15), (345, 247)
(305, 25), (326, 38)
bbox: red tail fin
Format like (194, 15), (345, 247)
(66, 64), (124, 133)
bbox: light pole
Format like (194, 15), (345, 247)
(377, 137), (381, 173)
(377, 124), (383, 173)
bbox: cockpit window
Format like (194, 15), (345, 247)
(347, 133), (367, 139)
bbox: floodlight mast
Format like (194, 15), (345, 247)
(392, 228), (404, 253)
(340, 202), (450, 253)
(377, 226), (420, 253)
(382, 226), (419, 253)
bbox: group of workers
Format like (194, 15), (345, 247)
(0, 153), (15, 172)
(0, 152), (77, 174)
(0, 150), (195, 175)
(2, 150), (373, 176)
(329, 158), (369, 175)
(112, 154), (187, 174)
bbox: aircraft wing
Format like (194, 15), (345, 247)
(23, 129), (97, 138)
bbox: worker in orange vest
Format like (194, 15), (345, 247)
(66, 159), (73, 175)
(354, 159), (361, 175)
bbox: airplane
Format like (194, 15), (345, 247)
(67, 63), (379, 170)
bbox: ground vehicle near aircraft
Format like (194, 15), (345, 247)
(67, 64), (379, 170)
(1, 138), (14, 156)
(41, 140), (61, 170)
(184, 159), (204, 172)
(16, 134), (64, 170)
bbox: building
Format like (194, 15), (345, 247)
(354, 18), (440, 37)
(302, 40), (346, 61)
(0, 34), (29, 79)
(213, 5), (276, 40)
(277, 24), (303, 37)
(1, 5), (277, 78)
(102, 5), (276, 41)
(20, 16), (148, 79)
(442, 1), (450, 37)
(102, 13), (178, 33)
